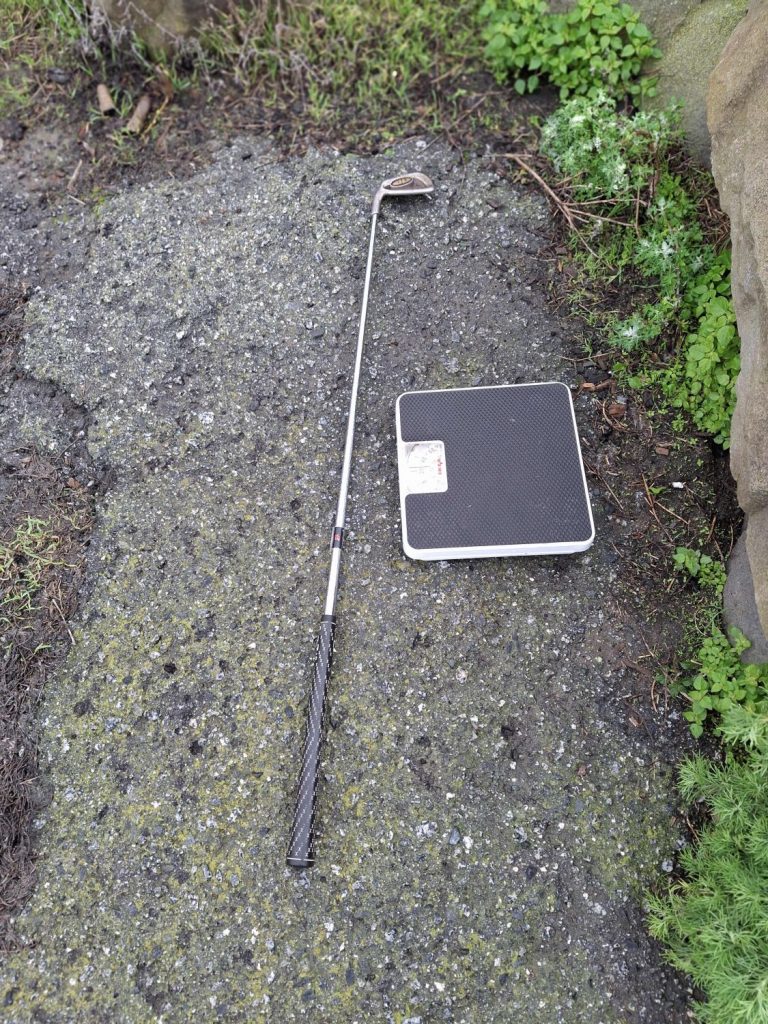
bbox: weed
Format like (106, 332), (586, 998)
(0, 447), (94, 948)
(681, 627), (768, 739)
(0, 0), (92, 117)
(1, 0), (488, 155)
(536, 92), (739, 447)
(194, 0), (482, 129)
(661, 252), (739, 447)
(0, 517), (66, 632)
(672, 546), (768, 738)
(673, 547), (727, 594)
(479, 0), (659, 101)
(647, 707), (768, 1023)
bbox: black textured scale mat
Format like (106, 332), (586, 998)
(395, 382), (595, 560)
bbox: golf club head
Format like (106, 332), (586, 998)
(373, 172), (434, 215)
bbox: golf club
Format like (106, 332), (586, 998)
(286, 172), (435, 869)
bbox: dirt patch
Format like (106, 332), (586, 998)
(1, 29), (554, 203)
(0, 284), (95, 950)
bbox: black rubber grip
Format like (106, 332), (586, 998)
(286, 615), (336, 868)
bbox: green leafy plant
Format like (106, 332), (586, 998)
(661, 252), (739, 447)
(647, 706), (768, 1023)
(538, 92), (739, 446)
(479, 0), (660, 100)
(681, 626), (768, 739)
(673, 546), (727, 594)
(673, 547), (768, 738)
(540, 90), (677, 200)
(541, 96), (703, 348)
(651, 563), (768, 1022)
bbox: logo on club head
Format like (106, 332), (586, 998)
(390, 176), (414, 188)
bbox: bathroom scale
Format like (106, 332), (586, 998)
(395, 381), (595, 561)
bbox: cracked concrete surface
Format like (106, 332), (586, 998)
(0, 138), (691, 1022)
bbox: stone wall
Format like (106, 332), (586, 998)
(643, 0), (748, 167)
(709, 0), (768, 659)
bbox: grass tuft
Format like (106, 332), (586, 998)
(0, 0), (489, 148)
(647, 715), (768, 1024)
(0, 0), (93, 117)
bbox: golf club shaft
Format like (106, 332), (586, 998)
(286, 211), (379, 868)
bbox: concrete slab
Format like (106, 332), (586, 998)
(0, 139), (689, 1022)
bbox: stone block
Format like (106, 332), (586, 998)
(644, 0), (748, 167)
(723, 532), (768, 662)
(95, 0), (243, 52)
(709, 0), (768, 651)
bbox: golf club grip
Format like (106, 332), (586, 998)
(286, 614), (336, 868)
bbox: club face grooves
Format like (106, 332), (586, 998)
(373, 171), (434, 214)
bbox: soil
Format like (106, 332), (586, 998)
(0, 43), (739, 980)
